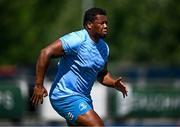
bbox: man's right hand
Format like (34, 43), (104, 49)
(31, 86), (48, 106)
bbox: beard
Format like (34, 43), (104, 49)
(99, 33), (107, 39)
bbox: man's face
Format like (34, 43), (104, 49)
(91, 14), (108, 38)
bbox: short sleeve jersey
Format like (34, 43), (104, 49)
(50, 29), (109, 100)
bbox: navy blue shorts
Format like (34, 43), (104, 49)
(50, 95), (93, 124)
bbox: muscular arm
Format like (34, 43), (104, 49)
(97, 63), (128, 98)
(97, 63), (115, 88)
(35, 39), (64, 87)
(31, 39), (64, 105)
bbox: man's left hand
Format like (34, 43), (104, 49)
(114, 77), (128, 98)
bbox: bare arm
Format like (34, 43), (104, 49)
(97, 63), (115, 88)
(35, 39), (64, 87)
(97, 63), (128, 98)
(31, 39), (64, 106)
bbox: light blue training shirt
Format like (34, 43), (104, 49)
(50, 29), (109, 100)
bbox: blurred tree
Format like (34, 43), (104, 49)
(96, 0), (180, 66)
(0, 0), (180, 66)
(0, 0), (81, 65)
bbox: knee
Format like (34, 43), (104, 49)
(76, 110), (104, 126)
(76, 117), (104, 126)
(93, 121), (104, 126)
(76, 120), (104, 126)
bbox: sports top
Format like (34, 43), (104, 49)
(49, 29), (109, 100)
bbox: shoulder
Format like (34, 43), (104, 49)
(97, 39), (109, 58)
(60, 29), (86, 54)
(99, 39), (109, 52)
(60, 29), (85, 43)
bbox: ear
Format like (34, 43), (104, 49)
(87, 22), (93, 29)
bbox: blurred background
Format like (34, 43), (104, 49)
(0, 0), (180, 126)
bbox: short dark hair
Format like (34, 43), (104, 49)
(83, 7), (107, 28)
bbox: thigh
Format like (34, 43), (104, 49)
(50, 96), (93, 125)
(76, 110), (104, 126)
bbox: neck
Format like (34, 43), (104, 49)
(86, 29), (99, 43)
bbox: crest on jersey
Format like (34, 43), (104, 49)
(79, 102), (87, 111)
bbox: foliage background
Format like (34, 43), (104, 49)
(0, 1), (180, 126)
(0, 0), (180, 66)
